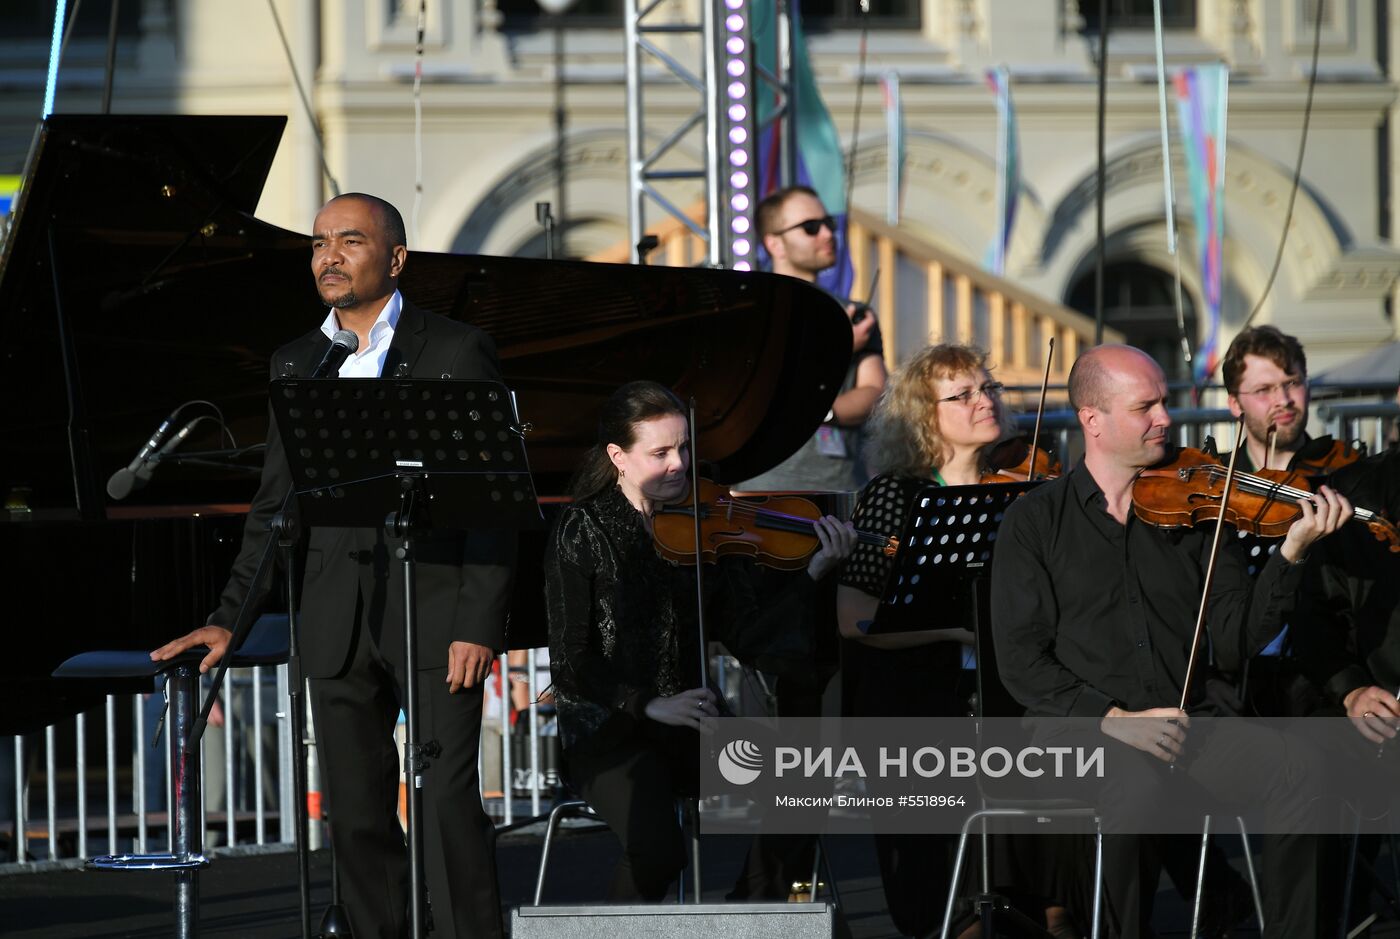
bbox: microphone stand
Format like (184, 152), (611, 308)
(186, 342), (355, 939)
(188, 487), (315, 939)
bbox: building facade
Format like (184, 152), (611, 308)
(2, 0), (1397, 374)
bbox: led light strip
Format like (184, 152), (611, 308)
(720, 0), (757, 270)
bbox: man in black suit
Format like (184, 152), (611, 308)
(154, 193), (514, 938)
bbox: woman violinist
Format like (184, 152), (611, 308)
(837, 342), (1016, 652)
(542, 380), (855, 901)
(833, 344), (1086, 938)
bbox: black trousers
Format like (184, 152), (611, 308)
(308, 617), (502, 939)
(567, 729), (696, 902)
(1096, 719), (1324, 938)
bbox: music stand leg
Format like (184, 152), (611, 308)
(281, 535), (313, 939)
(398, 522), (427, 939)
(170, 664), (202, 939)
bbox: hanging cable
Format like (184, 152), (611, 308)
(412, 0), (427, 247)
(101, 0), (120, 114)
(266, 0), (342, 197)
(842, 0), (871, 227)
(1092, 0), (1109, 344)
(56, 0), (84, 77)
(1151, 0), (1193, 375)
(1239, 0), (1325, 330)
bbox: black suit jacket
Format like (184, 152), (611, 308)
(209, 299), (516, 678)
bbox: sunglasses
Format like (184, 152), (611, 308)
(775, 215), (837, 237)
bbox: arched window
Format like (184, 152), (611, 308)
(1065, 260), (1199, 383)
(1077, 0), (1196, 30)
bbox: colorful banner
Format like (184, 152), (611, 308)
(983, 66), (1019, 277)
(753, 0), (853, 297)
(881, 72), (905, 225)
(1173, 64), (1229, 385)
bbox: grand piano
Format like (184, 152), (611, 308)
(0, 114), (852, 736)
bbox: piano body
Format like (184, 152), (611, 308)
(0, 114), (851, 736)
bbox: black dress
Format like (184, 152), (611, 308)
(838, 474), (971, 935)
(543, 484), (819, 900)
(840, 473), (1092, 935)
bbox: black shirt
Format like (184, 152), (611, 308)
(1218, 432), (1344, 475)
(1291, 448), (1400, 706)
(989, 462), (1305, 717)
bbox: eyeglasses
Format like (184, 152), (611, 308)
(938, 382), (1004, 406)
(1237, 378), (1306, 400)
(775, 215), (837, 237)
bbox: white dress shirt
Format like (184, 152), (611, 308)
(318, 290), (403, 378)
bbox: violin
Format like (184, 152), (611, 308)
(981, 338), (1060, 485)
(1291, 437), (1364, 476)
(981, 436), (1061, 484)
(652, 478), (899, 571)
(1133, 447), (1400, 553)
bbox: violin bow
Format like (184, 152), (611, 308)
(1179, 415), (1249, 711)
(1028, 337), (1054, 481)
(687, 397), (711, 689)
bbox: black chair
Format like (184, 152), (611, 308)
(51, 614), (290, 939)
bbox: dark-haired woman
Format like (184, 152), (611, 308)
(543, 380), (856, 901)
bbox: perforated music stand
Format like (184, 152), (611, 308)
(871, 480), (1057, 938)
(270, 377), (540, 529)
(271, 376), (543, 939)
(870, 481), (1040, 636)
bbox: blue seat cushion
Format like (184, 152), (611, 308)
(52, 614), (290, 680)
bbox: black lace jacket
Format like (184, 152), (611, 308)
(544, 485), (818, 754)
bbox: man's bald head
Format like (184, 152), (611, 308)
(323, 192), (407, 249)
(1070, 345), (1172, 470)
(1068, 345), (1163, 413)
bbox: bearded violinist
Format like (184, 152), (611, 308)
(990, 345), (1353, 937)
(1218, 326), (1356, 473)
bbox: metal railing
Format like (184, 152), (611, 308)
(4, 665), (290, 870)
(4, 652), (566, 870)
(1316, 402), (1400, 456)
(1007, 389), (1398, 466)
(846, 209), (1122, 379)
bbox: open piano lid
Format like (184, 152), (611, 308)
(0, 114), (852, 518)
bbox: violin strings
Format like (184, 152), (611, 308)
(1195, 467), (1379, 521)
(714, 498), (892, 545)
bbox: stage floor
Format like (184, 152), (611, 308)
(3, 824), (1395, 937)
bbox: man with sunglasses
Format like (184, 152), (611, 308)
(737, 186), (887, 493)
(727, 186), (888, 905)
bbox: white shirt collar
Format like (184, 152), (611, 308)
(318, 290), (403, 348)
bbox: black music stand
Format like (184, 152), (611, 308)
(869, 481), (1055, 938)
(270, 377), (542, 939)
(871, 482), (1033, 625)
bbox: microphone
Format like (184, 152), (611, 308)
(106, 407), (180, 499)
(309, 329), (360, 379)
(106, 415), (210, 500)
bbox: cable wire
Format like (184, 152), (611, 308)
(413, 0), (427, 247)
(842, 0), (871, 225)
(266, 0), (342, 197)
(1239, 0), (1325, 331)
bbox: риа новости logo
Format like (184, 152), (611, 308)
(717, 739), (763, 785)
